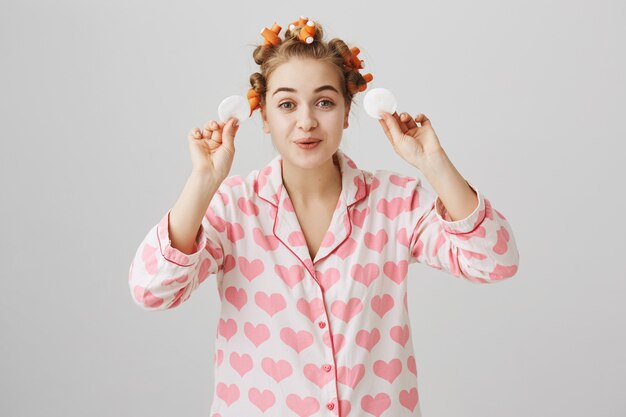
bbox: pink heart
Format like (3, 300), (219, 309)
(397, 227), (410, 248)
(297, 298), (325, 323)
(361, 393), (391, 417)
(337, 364), (365, 389)
(489, 263), (518, 280)
(218, 318), (237, 341)
(225, 222), (245, 243)
(376, 197), (405, 220)
(216, 382), (240, 406)
(351, 263), (380, 287)
(248, 388), (275, 412)
(390, 325), (409, 347)
(224, 286), (247, 311)
(364, 229), (388, 253)
(253, 228), (280, 251)
(407, 355), (417, 375)
(331, 298), (363, 323)
(323, 331), (345, 353)
(371, 294), (394, 318)
(261, 358), (292, 383)
(288, 231), (307, 246)
(399, 388), (419, 412)
(383, 260), (408, 284)
(373, 358), (402, 383)
(303, 364), (334, 388)
(215, 349), (223, 366)
(141, 244), (158, 276)
(280, 328), (313, 353)
(244, 322), (270, 347)
(237, 197), (259, 216)
(283, 197), (295, 212)
(355, 328), (380, 352)
(229, 352), (253, 377)
(334, 238), (357, 259)
(286, 394), (320, 417)
(493, 226), (509, 254)
(351, 206), (369, 228)
(254, 292), (286, 317)
(389, 174), (413, 187)
(239, 257), (264, 281)
(198, 258), (211, 284)
(223, 254), (236, 273)
(275, 264), (305, 288)
(320, 231), (335, 247)
(206, 208), (226, 232)
(315, 268), (340, 290)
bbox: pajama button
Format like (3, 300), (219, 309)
(326, 402), (335, 410)
(323, 364), (332, 372)
(318, 321), (326, 328)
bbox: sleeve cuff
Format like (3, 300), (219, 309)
(435, 181), (486, 234)
(156, 209), (207, 267)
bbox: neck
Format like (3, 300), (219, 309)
(281, 153), (342, 205)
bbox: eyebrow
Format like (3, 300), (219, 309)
(271, 85), (339, 97)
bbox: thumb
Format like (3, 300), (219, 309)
(222, 118), (239, 148)
(381, 112), (404, 141)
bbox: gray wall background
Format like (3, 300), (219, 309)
(2, 0), (624, 416)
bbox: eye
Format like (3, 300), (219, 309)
(278, 101), (294, 110)
(318, 99), (335, 108)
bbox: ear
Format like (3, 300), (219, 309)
(343, 103), (351, 129)
(260, 106), (270, 134)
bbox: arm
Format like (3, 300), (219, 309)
(128, 171), (228, 310)
(407, 151), (519, 283)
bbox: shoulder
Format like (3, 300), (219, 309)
(364, 168), (423, 199)
(215, 170), (259, 198)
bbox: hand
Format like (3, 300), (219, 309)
(379, 111), (444, 170)
(187, 117), (239, 180)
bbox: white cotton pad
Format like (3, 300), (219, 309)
(363, 88), (397, 119)
(218, 95), (250, 123)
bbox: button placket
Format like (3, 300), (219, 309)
(314, 269), (341, 416)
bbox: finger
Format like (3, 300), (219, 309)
(404, 113), (417, 130)
(221, 118), (239, 148)
(393, 112), (408, 133)
(381, 112), (405, 141)
(398, 112), (412, 132)
(378, 119), (395, 146)
(414, 113), (432, 128)
(188, 128), (202, 140)
(203, 120), (218, 136)
(211, 122), (224, 144)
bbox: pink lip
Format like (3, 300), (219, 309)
(294, 137), (322, 144)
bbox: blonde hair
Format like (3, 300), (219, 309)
(249, 20), (371, 111)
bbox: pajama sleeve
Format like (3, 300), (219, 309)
(405, 178), (520, 283)
(128, 186), (230, 310)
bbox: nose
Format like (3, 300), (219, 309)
(296, 105), (318, 131)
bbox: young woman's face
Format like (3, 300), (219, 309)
(261, 58), (350, 169)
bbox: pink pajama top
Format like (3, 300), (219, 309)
(128, 149), (520, 417)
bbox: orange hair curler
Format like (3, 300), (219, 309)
(288, 16), (309, 31)
(298, 20), (316, 44)
(260, 23), (282, 47)
(247, 88), (260, 116)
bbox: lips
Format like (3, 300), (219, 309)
(294, 137), (321, 144)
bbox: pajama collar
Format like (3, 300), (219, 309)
(255, 149), (368, 274)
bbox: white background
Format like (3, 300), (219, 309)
(1, 0), (624, 415)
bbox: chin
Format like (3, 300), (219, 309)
(283, 143), (337, 170)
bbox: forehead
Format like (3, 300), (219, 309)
(267, 59), (341, 94)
